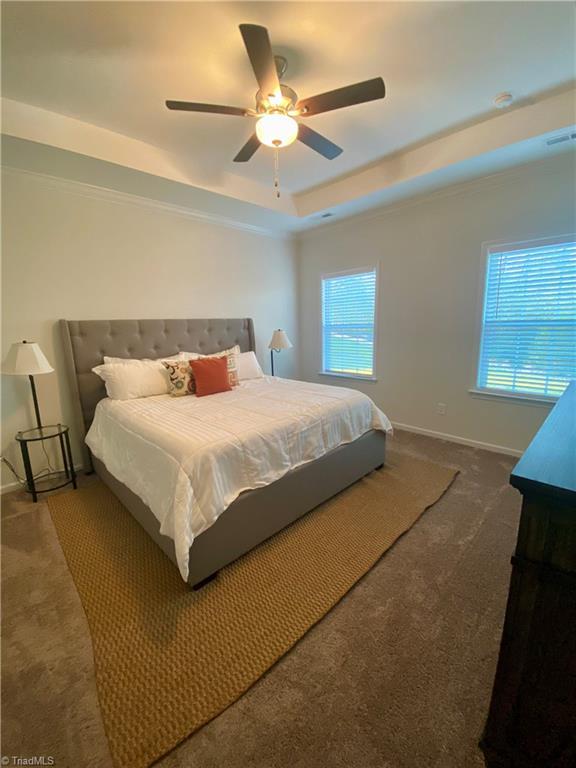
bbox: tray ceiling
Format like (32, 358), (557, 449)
(2, 1), (575, 229)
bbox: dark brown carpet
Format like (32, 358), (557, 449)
(1, 431), (520, 768)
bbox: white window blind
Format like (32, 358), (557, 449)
(321, 268), (377, 377)
(477, 238), (576, 398)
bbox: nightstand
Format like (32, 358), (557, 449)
(16, 424), (77, 503)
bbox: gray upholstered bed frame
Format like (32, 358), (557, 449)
(60, 318), (386, 588)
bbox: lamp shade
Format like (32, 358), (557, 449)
(2, 341), (54, 376)
(268, 329), (293, 351)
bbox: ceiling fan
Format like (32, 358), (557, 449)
(166, 24), (386, 167)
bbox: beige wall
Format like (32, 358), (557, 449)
(3, 153), (574, 491)
(1, 169), (298, 489)
(297, 156), (576, 455)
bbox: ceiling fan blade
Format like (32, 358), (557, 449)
(233, 133), (261, 163)
(166, 101), (247, 116)
(239, 24), (281, 99)
(298, 124), (342, 160)
(297, 77), (385, 117)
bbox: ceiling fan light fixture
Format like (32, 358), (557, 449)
(256, 113), (299, 148)
(166, 24), (386, 178)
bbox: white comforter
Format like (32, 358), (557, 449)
(85, 376), (392, 580)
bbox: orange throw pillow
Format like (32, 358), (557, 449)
(190, 357), (232, 397)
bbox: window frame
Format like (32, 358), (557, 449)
(318, 265), (379, 382)
(470, 234), (576, 405)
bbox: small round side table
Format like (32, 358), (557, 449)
(16, 424), (77, 503)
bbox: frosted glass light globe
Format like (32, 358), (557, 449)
(256, 113), (299, 148)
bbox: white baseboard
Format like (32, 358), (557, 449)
(1, 478), (22, 494)
(1, 428), (521, 494)
(1, 465), (84, 496)
(391, 421), (523, 457)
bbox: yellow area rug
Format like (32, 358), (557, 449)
(48, 452), (457, 768)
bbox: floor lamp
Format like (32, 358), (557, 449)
(268, 329), (292, 376)
(2, 341), (54, 430)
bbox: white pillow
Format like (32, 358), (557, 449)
(177, 351), (202, 361)
(179, 346), (240, 362)
(92, 360), (169, 399)
(103, 353), (181, 364)
(236, 351), (264, 380)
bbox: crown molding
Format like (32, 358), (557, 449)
(1, 164), (294, 241)
(3, 149), (572, 244)
(297, 152), (574, 239)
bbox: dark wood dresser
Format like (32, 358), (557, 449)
(481, 381), (576, 768)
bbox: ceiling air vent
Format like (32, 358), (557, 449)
(546, 134), (575, 146)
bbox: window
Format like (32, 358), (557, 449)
(477, 237), (576, 399)
(321, 268), (377, 378)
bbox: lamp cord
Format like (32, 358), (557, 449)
(40, 438), (56, 473)
(1, 455), (55, 488)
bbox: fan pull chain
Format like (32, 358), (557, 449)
(273, 148), (281, 198)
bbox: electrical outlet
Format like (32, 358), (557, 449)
(436, 402), (447, 415)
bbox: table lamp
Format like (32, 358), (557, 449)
(2, 341), (54, 430)
(268, 329), (292, 376)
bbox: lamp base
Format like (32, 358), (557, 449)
(270, 349), (275, 376)
(29, 375), (43, 431)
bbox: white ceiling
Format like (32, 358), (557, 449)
(2, 1), (575, 228)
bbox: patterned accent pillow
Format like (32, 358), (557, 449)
(163, 345), (240, 396)
(201, 345), (240, 388)
(162, 360), (196, 396)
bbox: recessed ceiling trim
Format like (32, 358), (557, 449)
(296, 152), (574, 238)
(1, 97), (298, 216)
(294, 88), (576, 217)
(1, 164), (293, 240)
(4, 88), (574, 226)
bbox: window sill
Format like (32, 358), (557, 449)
(469, 388), (557, 406)
(319, 371), (378, 382)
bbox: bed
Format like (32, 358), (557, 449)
(60, 318), (390, 588)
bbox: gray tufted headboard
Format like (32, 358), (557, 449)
(60, 318), (255, 466)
